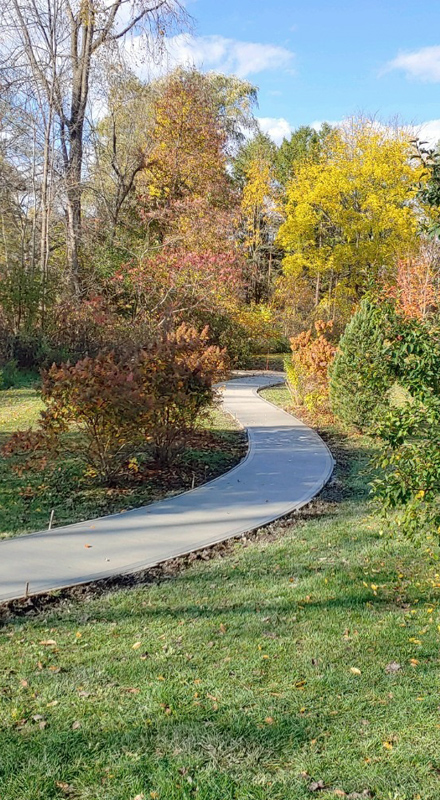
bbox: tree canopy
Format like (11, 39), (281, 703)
(277, 119), (425, 314)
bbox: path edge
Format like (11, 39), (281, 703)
(0, 375), (335, 603)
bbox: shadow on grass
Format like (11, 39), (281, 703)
(1, 706), (312, 800)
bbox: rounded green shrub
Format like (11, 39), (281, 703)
(0, 360), (19, 390)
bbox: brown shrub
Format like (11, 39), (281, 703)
(3, 324), (228, 483)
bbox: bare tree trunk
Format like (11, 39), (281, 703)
(3, 0), (188, 295)
(315, 272), (320, 307)
(65, 160), (83, 293)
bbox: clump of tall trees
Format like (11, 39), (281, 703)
(1, 14), (431, 366)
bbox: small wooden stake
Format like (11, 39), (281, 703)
(191, 473), (195, 489)
(48, 509), (54, 530)
(25, 582), (29, 598)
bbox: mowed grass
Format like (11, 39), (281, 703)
(1, 387), (440, 799)
(0, 375), (246, 539)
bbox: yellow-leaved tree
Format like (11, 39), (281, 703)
(240, 154), (281, 302)
(277, 119), (425, 320)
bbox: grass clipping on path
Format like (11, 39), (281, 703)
(0, 378), (246, 539)
(1, 386), (440, 799)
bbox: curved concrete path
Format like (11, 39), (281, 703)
(0, 374), (334, 602)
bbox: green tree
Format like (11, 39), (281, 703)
(233, 131), (278, 187)
(276, 124), (329, 186)
(414, 140), (440, 238)
(329, 300), (396, 430)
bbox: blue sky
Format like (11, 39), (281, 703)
(161, 0), (440, 144)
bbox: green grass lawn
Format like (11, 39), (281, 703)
(244, 353), (288, 372)
(0, 376), (246, 539)
(1, 385), (440, 799)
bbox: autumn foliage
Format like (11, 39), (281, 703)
(385, 245), (440, 320)
(112, 249), (244, 320)
(277, 120), (423, 320)
(286, 320), (336, 411)
(3, 325), (228, 482)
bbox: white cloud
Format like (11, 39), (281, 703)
(312, 117), (440, 149)
(256, 116), (440, 150)
(310, 119), (340, 132)
(123, 33), (294, 80)
(415, 119), (440, 147)
(385, 45), (440, 82)
(257, 116), (293, 145)
(258, 118), (343, 146)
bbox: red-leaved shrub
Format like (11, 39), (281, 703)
(3, 324), (227, 483)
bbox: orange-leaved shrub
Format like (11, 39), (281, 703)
(286, 320), (336, 412)
(136, 324), (228, 465)
(384, 246), (440, 320)
(3, 324), (227, 483)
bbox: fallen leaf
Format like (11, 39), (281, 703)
(264, 716), (274, 724)
(383, 741), (393, 750)
(385, 661), (401, 674)
(39, 720), (47, 730)
(133, 795), (145, 800)
(72, 720), (81, 730)
(40, 639), (56, 646)
(20, 679), (28, 687)
(132, 642), (142, 650)
(309, 779), (326, 791)
(333, 791), (346, 797)
(56, 781), (74, 794)
(350, 667), (361, 675)
(47, 700), (58, 707)
(84, 544), (92, 548)
(219, 623), (226, 634)
(32, 714), (44, 721)
(410, 658), (419, 666)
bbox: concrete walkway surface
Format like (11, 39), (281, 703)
(0, 374), (334, 602)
